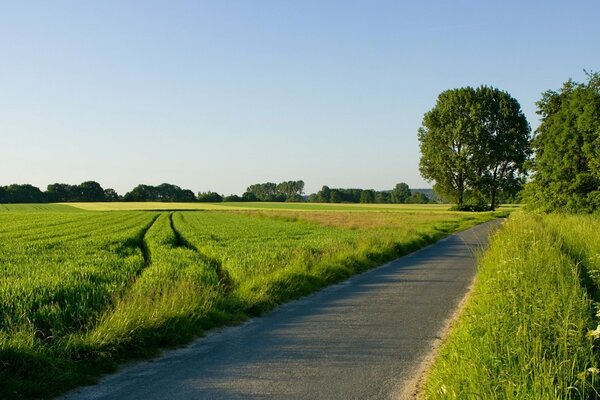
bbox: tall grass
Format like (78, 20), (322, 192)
(423, 212), (600, 399)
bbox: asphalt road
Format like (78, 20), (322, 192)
(61, 219), (501, 400)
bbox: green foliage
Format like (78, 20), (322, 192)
(423, 213), (600, 399)
(406, 191), (430, 204)
(197, 191), (223, 202)
(418, 86), (531, 209)
(103, 188), (120, 201)
(359, 189), (376, 203)
(243, 181), (304, 202)
(391, 182), (411, 203)
(312, 184), (428, 204)
(2, 184), (46, 203)
(123, 183), (196, 202)
(524, 72), (600, 213)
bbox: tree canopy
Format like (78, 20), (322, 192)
(243, 180), (304, 202)
(418, 86), (531, 210)
(123, 183), (196, 202)
(523, 72), (600, 213)
(311, 183), (430, 204)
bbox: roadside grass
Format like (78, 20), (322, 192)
(423, 212), (600, 399)
(0, 206), (502, 398)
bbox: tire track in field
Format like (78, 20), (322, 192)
(169, 212), (233, 292)
(136, 213), (161, 272)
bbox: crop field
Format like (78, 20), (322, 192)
(423, 212), (600, 399)
(0, 204), (501, 398)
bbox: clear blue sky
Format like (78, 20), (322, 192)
(1, 1), (598, 196)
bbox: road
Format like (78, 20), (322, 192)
(61, 219), (501, 400)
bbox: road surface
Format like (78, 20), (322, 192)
(61, 219), (501, 400)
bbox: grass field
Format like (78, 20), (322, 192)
(0, 203), (80, 212)
(423, 212), (600, 399)
(64, 201), (518, 213)
(0, 203), (502, 399)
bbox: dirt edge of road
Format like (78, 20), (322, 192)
(399, 275), (476, 400)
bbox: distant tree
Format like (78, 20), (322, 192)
(406, 192), (430, 204)
(418, 86), (530, 209)
(245, 182), (280, 201)
(78, 181), (105, 202)
(523, 72), (600, 213)
(307, 193), (319, 202)
(360, 189), (376, 203)
(390, 183), (411, 204)
(0, 186), (7, 203)
(224, 194), (242, 202)
(4, 184), (45, 203)
(198, 191), (223, 202)
(329, 189), (342, 203)
(277, 180), (305, 202)
(375, 191), (390, 203)
(179, 189), (197, 202)
(46, 183), (77, 202)
(316, 186), (331, 203)
(124, 184), (158, 201)
(242, 191), (258, 202)
(103, 188), (120, 201)
(156, 183), (181, 202)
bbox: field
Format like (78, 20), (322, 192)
(423, 212), (600, 399)
(64, 201), (459, 212)
(0, 202), (501, 398)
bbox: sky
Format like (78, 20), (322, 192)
(1, 1), (599, 196)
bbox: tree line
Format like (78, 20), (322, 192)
(418, 71), (599, 213)
(0, 180), (433, 204)
(306, 183), (430, 204)
(0, 182), (197, 203)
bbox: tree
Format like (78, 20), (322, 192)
(390, 183), (411, 204)
(245, 182), (280, 201)
(360, 189), (376, 203)
(523, 72), (600, 212)
(241, 191), (258, 202)
(418, 86), (530, 209)
(198, 191), (223, 202)
(277, 180), (305, 202)
(224, 194), (242, 202)
(375, 191), (390, 203)
(316, 186), (331, 203)
(329, 189), (342, 203)
(4, 184), (45, 203)
(46, 183), (77, 202)
(78, 181), (105, 202)
(406, 192), (430, 204)
(103, 188), (120, 201)
(124, 184), (157, 201)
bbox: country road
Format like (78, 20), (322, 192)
(61, 219), (501, 400)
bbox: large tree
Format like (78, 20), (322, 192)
(418, 86), (530, 209)
(524, 72), (600, 212)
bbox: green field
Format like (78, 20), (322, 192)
(63, 201), (457, 212)
(423, 212), (600, 399)
(0, 203), (501, 398)
(0, 203), (80, 212)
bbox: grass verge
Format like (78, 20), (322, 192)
(422, 212), (600, 399)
